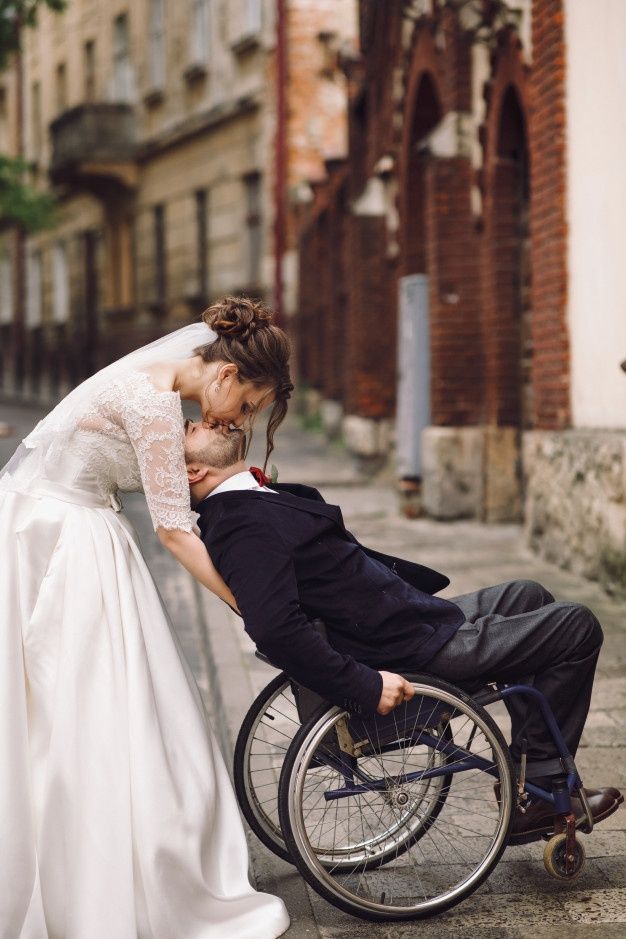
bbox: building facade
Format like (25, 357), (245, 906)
(296, 0), (626, 593)
(0, 0), (356, 398)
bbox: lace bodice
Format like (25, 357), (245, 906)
(65, 371), (195, 532)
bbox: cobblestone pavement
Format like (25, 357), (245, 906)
(2, 400), (625, 939)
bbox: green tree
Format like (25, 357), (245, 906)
(0, 0), (67, 71)
(0, 0), (67, 231)
(0, 154), (56, 230)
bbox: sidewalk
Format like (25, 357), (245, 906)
(2, 402), (625, 937)
(197, 414), (626, 939)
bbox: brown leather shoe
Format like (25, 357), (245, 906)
(508, 787), (624, 845)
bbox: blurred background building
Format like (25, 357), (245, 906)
(1, 0), (625, 594)
(296, 0), (626, 594)
(0, 0), (356, 392)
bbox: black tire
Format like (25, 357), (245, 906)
(278, 674), (515, 922)
(543, 833), (586, 880)
(233, 673), (452, 872)
(233, 673), (297, 863)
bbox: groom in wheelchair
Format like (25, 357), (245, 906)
(184, 419), (623, 845)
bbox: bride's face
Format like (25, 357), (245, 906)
(203, 365), (273, 431)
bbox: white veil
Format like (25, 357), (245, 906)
(0, 320), (215, 489)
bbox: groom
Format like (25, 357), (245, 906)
(184, 420), (623, 842)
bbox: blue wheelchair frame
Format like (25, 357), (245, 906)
(318, 679), (586, 822)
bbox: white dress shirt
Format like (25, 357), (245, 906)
(207, 470), (277, 499)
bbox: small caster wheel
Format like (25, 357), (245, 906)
(543, 832), (586, 880)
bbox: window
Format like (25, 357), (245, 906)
(153, 204), (166, 306)
(56, 62), (67, 114)
(0, 253), (13, 325)
(231, 0), (262, 50)
(26, 248), (43, 328)
(31, 82), (42, 156)
(52, 242), (69, 323)
(84, 40), (96, 102)
(113, 13), (134, 102)
(244, 172), (262, 287)
(149, 0), (166, 89)
(190, 0), (210, 64)
(195, 189), (208, 300)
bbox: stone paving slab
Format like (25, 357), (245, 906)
(197, 418), (626, 938)
(3, 403), (626, 937)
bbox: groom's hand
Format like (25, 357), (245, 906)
(376, 671), (415, 715)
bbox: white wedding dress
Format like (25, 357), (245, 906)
(0, 342), (290, 939)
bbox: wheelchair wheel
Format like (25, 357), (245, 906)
(543, 833), (586, 880)
(233, 673), (299, 863)
(234, 673), (455, 872)
(278, 675), (515, 921)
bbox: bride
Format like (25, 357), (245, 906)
(0, 297), (293, 939)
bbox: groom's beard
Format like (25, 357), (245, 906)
(184, 429), (246, 469)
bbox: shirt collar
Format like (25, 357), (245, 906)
(204, 470), (277, 501)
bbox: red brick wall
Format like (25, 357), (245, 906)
(322, 182), (348, 403)
(480, 33), (531, 428)
(285, 1), (356, 248)
(296, 3), (570, 436)
(399, 18), (483, 427)
(529, 0), (570, 429)
(425, 156), (484, 426)
(343, 212), (396, 418)
(483, 158), (527, 425)
(297, 222), (321, 389)
(439, 5), (473, 113)
(399, 23), (444, 280)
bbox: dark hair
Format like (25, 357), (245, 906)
(195, 296), (293, 468)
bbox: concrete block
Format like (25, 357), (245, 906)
(342, 414), (391, 459)
(484, 425), (522, 523)
(422, 426), (484, 520)
(303, 386), (322, 421)
(320, 398), (343, 439)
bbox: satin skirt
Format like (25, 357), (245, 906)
(0, 485), (289, 939)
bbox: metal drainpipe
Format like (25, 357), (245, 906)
(273, 0), (287, 327)
(13, 15), (25, 392)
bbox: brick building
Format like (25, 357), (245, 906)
(296, 0), (626, 592)
(0, 0), (356, 399)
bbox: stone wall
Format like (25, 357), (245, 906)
(422, 424), (521, 523)
(524, 430), (626, 596)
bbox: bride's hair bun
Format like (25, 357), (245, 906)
(202, 296), (273, 343)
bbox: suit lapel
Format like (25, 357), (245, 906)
(255, 488), (347, 530)
(197, 486), (450, 595)
(197, 487), (347, 533)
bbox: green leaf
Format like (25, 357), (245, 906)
(0, 1), (68, 71)
(0, 155), (58, 232)
(270, 463), (279, 484)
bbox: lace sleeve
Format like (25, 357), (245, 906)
(118, 376), (195, 532)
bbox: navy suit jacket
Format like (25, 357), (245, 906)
(196, 482), (463, 715)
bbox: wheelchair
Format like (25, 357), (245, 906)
(234, 657), (594, 922)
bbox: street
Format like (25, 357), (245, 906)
(1, 399), (625, 939)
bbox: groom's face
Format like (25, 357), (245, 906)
(184, 419), (245, 469)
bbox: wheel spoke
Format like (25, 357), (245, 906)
(281, 682), (513, 918)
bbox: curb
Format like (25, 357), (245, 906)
(193, 583), (321, 939)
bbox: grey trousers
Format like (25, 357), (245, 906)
(424, 580), (603, 778)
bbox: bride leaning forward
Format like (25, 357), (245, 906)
(0, 297), (292, 939)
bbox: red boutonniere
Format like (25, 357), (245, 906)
(250, 466), (271, 486)
(250, 465), (279, 486)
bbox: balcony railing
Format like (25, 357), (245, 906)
(49, 103), (138, 192)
